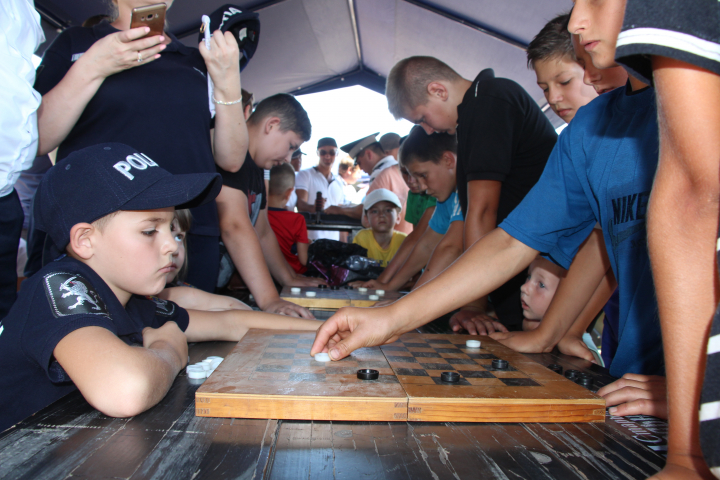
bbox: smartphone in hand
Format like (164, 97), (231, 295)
(130, 3), (167, 38)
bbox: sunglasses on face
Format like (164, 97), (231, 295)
(319, 149), (337, 156)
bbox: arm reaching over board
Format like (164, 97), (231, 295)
(311, 228), (536, 360)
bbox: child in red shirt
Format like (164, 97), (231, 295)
(267, 163), (310, 274)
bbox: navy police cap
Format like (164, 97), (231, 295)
(35, 143), (222, 251)
(199, 4), (260, 72)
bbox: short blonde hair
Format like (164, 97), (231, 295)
(386, 56), (462, 119)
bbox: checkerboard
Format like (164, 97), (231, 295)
(280, 286), (403, 308)
(196, 330), (606, 423)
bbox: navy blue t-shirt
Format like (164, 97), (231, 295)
(33, 22), (218, 237)
(500, 85), (662, 378)
(0, 256), (189, 432)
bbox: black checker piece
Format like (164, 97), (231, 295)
(432, 376), (472, 386)
(396, 368), (429, 376)
(467, 353), (498, 360)
(263, 352), (295, 359)
(435, 348), (462, 353)
(381, 346), (409, 352)
(386, 356), (417, 363)
(257, 364), (292, 372)
(457, 370), (495, 378)
(403, 343), (430, 348)
(420, 363), (455, 370)
(411, 352), (442, 358)
(500, 378), (540, 387)
(446, 358), (477, 365)
(289, 373), (326, 382)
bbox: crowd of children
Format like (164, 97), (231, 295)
(2, 0), (719, 477)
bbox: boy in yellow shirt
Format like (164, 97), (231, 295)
(352, 189), (407, 267)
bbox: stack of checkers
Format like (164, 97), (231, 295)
(187, 356), (224, 379)
(195, 331), (605, 423)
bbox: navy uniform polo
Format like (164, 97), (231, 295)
(34, 22), (220, 289)
(0, 255), (189, 432)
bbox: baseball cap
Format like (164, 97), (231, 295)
(363, 189), (402, 210)
(199, 4), (260, 72)
(317, 137), (337, 149)
(35, 143), (222, 251)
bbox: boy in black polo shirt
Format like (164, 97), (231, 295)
(386, 56), (557, 331)
(0, 143), (321, 433)
(216, 94), (323, 319)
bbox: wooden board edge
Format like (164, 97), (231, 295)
(196, 393), (408, 421)
(406, 398), (606, 423)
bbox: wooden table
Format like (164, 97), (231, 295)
(0, 319), (668, 479)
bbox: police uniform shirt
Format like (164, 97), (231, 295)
(217, 151), (266, 226)
(33, 22), (219, 237)
(0, 255), (189, 432)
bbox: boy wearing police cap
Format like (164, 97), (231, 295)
(325, 133), (412, 234)
(0, 144), (321, 432)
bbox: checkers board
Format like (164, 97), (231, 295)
(279, 286), (403, 309)
(196, 330), (605, 423)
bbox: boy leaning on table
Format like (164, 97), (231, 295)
(0, 143), (321, 433)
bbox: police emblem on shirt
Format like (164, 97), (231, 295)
(43, 272), (109, 318)
(149, 296), (175, 317)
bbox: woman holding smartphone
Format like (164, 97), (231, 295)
(33, 0), (248, 292)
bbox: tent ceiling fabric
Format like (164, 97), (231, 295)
(34, 0), (572, 127)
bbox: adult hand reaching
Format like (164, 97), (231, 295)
(310, 306), (402, 360)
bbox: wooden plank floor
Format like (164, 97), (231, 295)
(0, 337), (667, 479)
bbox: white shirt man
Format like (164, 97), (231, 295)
(295, 138), (345, 240)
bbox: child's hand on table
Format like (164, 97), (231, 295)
(598, 373), (667, 419)
(557, 333), (597, 363)
(450, 309), (508, 335)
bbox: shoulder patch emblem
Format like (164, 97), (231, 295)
(43, 272), (109, 318)
(149, 296), (175, 316)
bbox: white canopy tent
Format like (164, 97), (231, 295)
(34, 0), (573, 127)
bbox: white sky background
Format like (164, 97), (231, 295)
(295, 85), (414, 173)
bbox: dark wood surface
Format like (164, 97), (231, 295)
(0, 318), (668, 479)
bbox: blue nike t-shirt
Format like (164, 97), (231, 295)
(500, 84), (662, 378)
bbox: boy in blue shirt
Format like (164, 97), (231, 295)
(0, 143), (321, 433)
(312, 0), (661, 384)
(357, 127), (471, 296)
